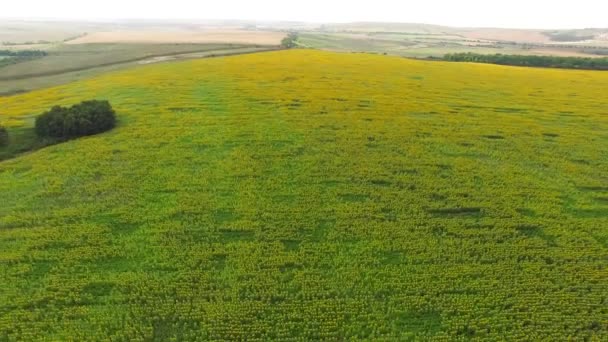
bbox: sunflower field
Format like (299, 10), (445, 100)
(0, 50), (607, 340)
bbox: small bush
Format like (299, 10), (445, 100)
(0, 126), (8, 147)
(35, 100), (116, 139)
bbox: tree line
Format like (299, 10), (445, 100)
(0, 50), (48, 68)
(442, 53), (608, 70)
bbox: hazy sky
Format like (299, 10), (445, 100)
(3, 0), (607, 29)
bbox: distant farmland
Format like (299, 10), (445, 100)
(0, 43), (280, 95)
(1, 50), (606, 340)
(66, 29), (286, 45)
(0, 20), (286, 95)
(298, 23), (608, 58)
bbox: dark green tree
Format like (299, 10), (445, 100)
(35, 100), (116, 139)
(0, 126), (8, 147)
(281, 32), (299, 49)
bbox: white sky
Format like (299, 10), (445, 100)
(2, 0), (607, 29)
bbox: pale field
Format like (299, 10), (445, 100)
(456, 28), (551, 43)
(67, 30), (286, 45)
(0, 20), (96, 44)
(548, 40), (608, 48)
(526, 48), (606, 58)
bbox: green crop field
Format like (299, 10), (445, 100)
(0, 50), (607, 340)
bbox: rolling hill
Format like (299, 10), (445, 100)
(0, 50), (607, 340)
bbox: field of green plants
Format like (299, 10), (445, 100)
(0, 50), (607, 340)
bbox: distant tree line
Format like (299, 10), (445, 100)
(0, 50), (48, 57)
(35, 100), (116, 139)
(582, 49), (608, 56)
(543, 32), (595, 42)
(442, 53), (608, 70)
(549, 34), (595, 42)
(493, 41), (608, 56)
(0, 50), (48, 68)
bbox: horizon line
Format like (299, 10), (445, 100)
(0, 17), (605, 31)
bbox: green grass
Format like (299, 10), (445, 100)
(0, 126), (53, 161)
(0, 50), (607, 340)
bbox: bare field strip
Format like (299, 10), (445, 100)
(67, 30), (286, 45)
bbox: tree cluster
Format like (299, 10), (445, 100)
(35, 100), (116, 139)
(443, 53), (608, 70)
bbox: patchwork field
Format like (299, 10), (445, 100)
(299, 32), (608, 58)
(0, 43), (278, 95)
(0, 50), (607, 340)
(301, 23), (608, 58)
(0, 20), (285, 95)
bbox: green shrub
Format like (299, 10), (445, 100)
(281, 32), (299, 49)
(0, 126), (8, 147)
(35, 100), (116, 139)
